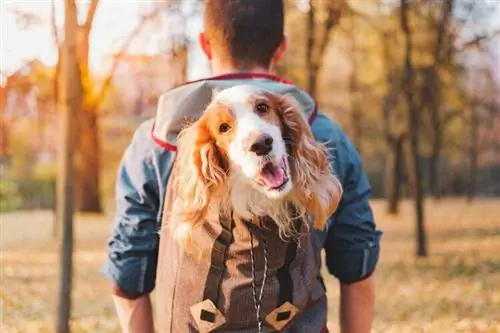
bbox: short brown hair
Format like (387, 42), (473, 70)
(203, 0), (284, 70)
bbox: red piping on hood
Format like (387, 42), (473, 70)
(151, 121), (178, 152)
(151, 73), (318, 151)
(171, 72), (296, 87)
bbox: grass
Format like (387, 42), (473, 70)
(1, 199), (499, 333)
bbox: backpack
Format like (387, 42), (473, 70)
(152, 74), (329, 333)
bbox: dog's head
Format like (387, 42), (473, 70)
(170, 85), (342, 246)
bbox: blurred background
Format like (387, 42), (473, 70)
(1, 0), (499, 332)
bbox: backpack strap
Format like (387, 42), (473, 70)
(276, 216), (302, 306)
(265, 209), (303, 331)
(202, 213), (234, 306)
(190, 213), (234, 331)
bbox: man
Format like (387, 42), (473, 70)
(101, 1), (382, 332)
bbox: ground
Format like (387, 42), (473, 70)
(1, 199), (499, 333)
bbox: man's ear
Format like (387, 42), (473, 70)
(271, 36), (288, 66)
(199, 32), (212, 60)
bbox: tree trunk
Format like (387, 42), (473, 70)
(349, 14), (362, 155)
(56, 0), (81, 331)
(0, 116), (10, 159)
(351, 111), (363, 155)
(305, 1), (342, 99)
(50, 0), (159, 214)
(401, 0), (427, 257)
(169, 43), (188, 87)
(427, 0), (453, 201)
(51, 0), (62, 237)
(467, 104), (478, 202)
(76, 105), (102, 212)
(74, 22), (103, 213)
(70, 0), (158, 212)
(306, 1), (317, 99)
(429, 134), (442, 199)
(387, 136), (404, 215)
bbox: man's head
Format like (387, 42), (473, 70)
(200, 0), (288, 72)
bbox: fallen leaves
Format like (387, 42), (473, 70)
(2, 199), (499, 332)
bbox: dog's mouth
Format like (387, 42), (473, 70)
(256, 158), (289, 192)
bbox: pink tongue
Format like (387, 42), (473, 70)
(260, 166), (285, 188)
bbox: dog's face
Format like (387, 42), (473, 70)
(173, 84), (342, 241)
(196, 85), (292, 199)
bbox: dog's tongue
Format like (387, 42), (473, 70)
(259, 163), (285, 188)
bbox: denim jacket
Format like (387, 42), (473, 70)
(101, 73), (382, 298)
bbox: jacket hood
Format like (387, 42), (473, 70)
(152, 73), (317, 151)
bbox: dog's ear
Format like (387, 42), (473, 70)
(192, 120), (228, 187)
(176, 116), (228, 193)
(277, 94), (343, 230)
(171, 116), (228, 254)
(277, 94), (317, 156)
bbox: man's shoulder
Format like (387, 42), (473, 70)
(310, 112), (347, 146)
(125, 117), (173, 165)
(310, 112), (362, 180)
(131, 118), (155, 144)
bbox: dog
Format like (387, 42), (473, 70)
(168, 85), (342, 249)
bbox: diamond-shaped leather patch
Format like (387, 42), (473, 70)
(190, 299), (226, 333)
(200, 309), (216, 323)
(265, 301), (299, 331)
(276, 310), (291, 321)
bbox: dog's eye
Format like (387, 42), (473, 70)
(219, 123), (231, 133)
(255, 103), (269, 115)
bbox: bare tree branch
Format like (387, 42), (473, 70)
(344, 4), (378, 31)
(51, 0), (60, 47)
(456, 29), (500, 52)
(319, 0), (344, 58)
(306, 0), (344, 97)
(90, 7), (163, 110)
(305, 0), (316, 96)
(51, 0), (62, 103)
(401, 0), (428, 257)
(83, 0), (100, 32)
(9, 8), (43, 29)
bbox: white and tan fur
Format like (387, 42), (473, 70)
(168, 85), (342, 251)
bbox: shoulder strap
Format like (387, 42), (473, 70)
(276, 214), (303, 306)
(202, 213), (234, 307)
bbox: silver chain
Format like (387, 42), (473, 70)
(249, 226), (269, 333)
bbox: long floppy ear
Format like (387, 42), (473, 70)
(170, 116), (228, 250)
(278, 94), (343, 230)
(192, 124), (228, 188)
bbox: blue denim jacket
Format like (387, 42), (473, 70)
(101, 75), (382, 298)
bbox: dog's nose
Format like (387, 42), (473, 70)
(249, 134), (273, 156)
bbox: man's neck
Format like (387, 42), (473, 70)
(210, 60), (273, 76)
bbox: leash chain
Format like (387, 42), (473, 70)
(249, 226), (269, 333)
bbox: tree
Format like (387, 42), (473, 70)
(380, 18), (406, 215)
(467, 88), (479, 202)
(73, 0), (101, 213)
(275, 0), (499, 202)
(50, 0), (164, 213)
(423, 0), (454, 199)
(465, 67), (497, 201)
(401, 0), (427, 257)
(305, 0), (343, 99)
(56, 0), (81, 331)
(347, 12), (363, 154)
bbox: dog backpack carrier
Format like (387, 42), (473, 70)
(153, 75), (330, 333)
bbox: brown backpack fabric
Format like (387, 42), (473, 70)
(155, 159), (329, 333)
